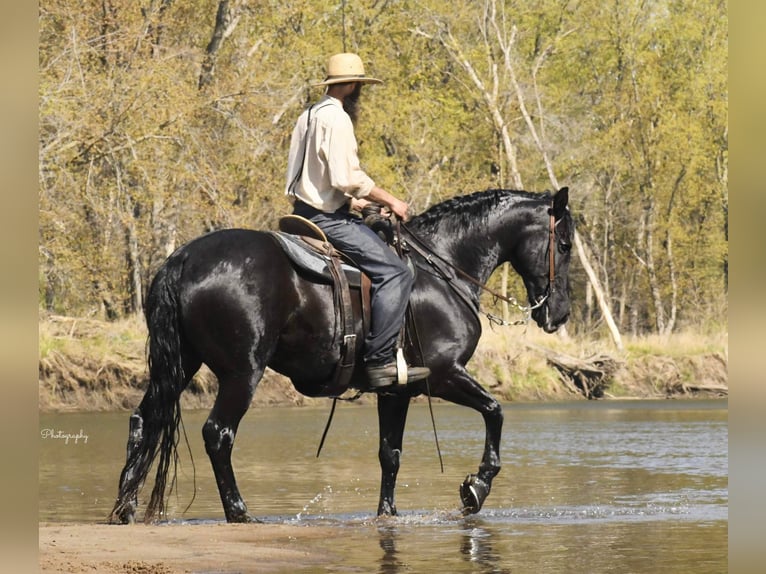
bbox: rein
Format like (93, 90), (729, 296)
(548, 208), (556, 287)
(399, 199), (557, 324)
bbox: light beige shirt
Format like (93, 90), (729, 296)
(285, 95), (375, 212)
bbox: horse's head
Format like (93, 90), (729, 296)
(511, 187), (574, 333)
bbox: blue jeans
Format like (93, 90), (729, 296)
(293, 201), (413, 366)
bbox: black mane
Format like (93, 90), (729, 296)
(410, 188), (552, 234)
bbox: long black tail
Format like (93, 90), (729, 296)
(110, 252), (188, 523)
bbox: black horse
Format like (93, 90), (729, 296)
(110, 187), (573, 524)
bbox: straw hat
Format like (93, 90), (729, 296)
(314, 53), (383, 86)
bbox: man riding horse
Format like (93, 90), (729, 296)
(109, 52), (574, 525)
(285, 52), (430, 390)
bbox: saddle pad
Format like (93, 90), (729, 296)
(270, 231), (362, 288)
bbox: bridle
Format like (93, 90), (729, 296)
(547, 206), (557, 293)
(398, 199), (562, 324)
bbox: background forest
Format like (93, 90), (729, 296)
(38, 0), (727, 345)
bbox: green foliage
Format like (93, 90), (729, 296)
(39, 0), (727, 337)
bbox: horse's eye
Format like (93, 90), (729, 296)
(558, 242), (571, 254)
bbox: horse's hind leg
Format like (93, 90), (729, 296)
(112, 410), (145, 523)
(111, 352), (201, 524)
(202, 368), (262, 523)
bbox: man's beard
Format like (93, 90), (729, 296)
(343, 83), (362, 124)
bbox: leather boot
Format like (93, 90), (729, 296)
(365, 362), (430, 389)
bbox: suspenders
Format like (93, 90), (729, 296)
(287, 102), (332, 197)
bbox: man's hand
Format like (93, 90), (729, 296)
(365, 186), (411, 222)
(387, 197), (410, 221)
(349, 197), (371, 212)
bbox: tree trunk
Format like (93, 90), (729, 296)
(663, 234), (678, 335)
(125, 213), (142, 315)
(134, 0), (173, 60)
(618, 281), (627, 331)
(525, 342), (622, 399)
(643, 197), (667, 334)
(435, 27), (523, 188)
(199, 0), (243, 90)
(573, 233), (623, 349)
(99, 0), (120, 69)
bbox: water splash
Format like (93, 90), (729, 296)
(295, 484), (334, 521)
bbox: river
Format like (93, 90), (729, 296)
(39, 399), (727, 573)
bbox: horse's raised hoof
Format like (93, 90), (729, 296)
(460, 474), (490, 515)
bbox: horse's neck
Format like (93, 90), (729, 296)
(424, 206), (528, 286)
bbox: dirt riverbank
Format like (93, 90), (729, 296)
(39, 522), (338, 574)
(38, 313), (728, 413)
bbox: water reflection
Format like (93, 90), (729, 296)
(459, 523), (510, 574)
(377, 524), (404, 574)
(375, 519), (511, 574)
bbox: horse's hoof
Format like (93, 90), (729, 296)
(245, 514), (263, 523)
(108, 505), (136, 525)
(377, 501), (398, 516)
(108, 514), (133, 525)
(228, 513), (262, 523)
(460, 474), (490, 515)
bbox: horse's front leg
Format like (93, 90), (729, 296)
(376, 393), (411, 516)
(434, 366), (503, 514)
(458, 399), (503, 514)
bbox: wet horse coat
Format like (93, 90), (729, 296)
(110, 187), (574, 523)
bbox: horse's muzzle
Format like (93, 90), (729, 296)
(534, 303), (569, 333)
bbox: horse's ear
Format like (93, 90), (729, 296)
(552, 186), (569, 216)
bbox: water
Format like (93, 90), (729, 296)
(39, 399), (728, 573)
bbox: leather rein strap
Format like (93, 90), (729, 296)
(400, 199), (557, 309)
(548, 207), (556, 290)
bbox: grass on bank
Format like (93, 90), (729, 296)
(38, 311), (728, 411)
(39, 313), (148, 362)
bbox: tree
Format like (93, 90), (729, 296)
(38, 0), (727, 337)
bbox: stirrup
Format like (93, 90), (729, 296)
(395, 348), (408, 385)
